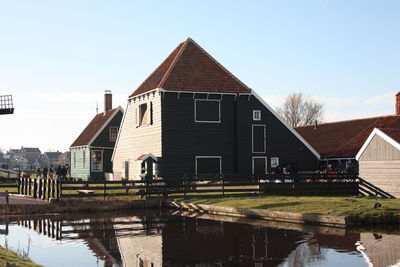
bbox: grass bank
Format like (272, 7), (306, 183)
(175, 195), (400, 225)
(0, 246), (42, 267)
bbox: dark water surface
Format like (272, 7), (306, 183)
(0, 210), (399, 267)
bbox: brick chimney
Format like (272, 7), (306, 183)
(397, 92), (400, 115)
(104, 90), (112, 112)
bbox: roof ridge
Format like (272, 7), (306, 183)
(185, 38), (251, 92)
(158, 38), (190, 89)
(326, 117), (381, 158)
(295, 114), (399, 129)
(131, 41), (185, 96)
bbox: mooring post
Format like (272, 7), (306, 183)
(17, 176), (20, 194)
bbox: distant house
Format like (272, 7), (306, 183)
(40, 151), (62, 167)
(356, 128), (400, 197)
(112, 38), (319, 181)
(295, 96), (400, 172)
(70, 91), (123, 180)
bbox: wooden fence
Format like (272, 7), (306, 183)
(0, 173), (368, 200)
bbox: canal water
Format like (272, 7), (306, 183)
(0, 210), (399, 267)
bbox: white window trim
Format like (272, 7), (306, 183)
(253, 110), (261, 121)
(195, 156), (222, 174)
(271, 157), (279, 168)
(252, 156), (268, 174)
(91, 150), (103, 172)
(252, 124), (266, 153)
(194, 99), (221, 123)
(109, 126), (118, 141)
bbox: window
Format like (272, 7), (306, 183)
(271, 157), (279, 168)
(195, 156), (222, 174)
(110, 126), (118, 141)
(253, 110), (261, 121)
(73, 151), (76, 169)
(82, 150), (86, 169)
(252, 125), (266, 153)
(91, 150), (103, 172)
(195, 99), (220, 123)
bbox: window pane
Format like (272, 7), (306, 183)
(139, 104), (148, 126)
(92, 151), (103, 171)
(196, 157), (221, 174)
(195, 100), (220, 122)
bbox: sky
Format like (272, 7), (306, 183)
(0, 0), (399, 152)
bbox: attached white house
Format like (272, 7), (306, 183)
(356, 127), (400, 198)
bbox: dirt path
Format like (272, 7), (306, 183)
(0, 194), (49, 205)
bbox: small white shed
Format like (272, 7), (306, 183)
(356, 128), (400, 198)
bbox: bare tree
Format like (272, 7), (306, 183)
(277, 92), (323, 127)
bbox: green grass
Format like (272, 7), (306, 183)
(0, 246), (42, 267)
(175, 195), (400, 224)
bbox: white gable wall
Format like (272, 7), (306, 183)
(112, 91), (162, 180)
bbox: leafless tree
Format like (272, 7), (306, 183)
(277, 92), (323, 127)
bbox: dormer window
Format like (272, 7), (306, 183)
(110, 126), (118, 141)
(253, 110), (261, 121)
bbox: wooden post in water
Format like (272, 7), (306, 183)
(33, 179), (37, 198)
(28, 178), (32, 197)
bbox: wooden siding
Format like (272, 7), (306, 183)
(359, 134), (400, 161)
(91, 110), (124, 148)
(359, 160), (400, 197)
(112, 92), (162, 180)
(70, 146), (90, 180)
(161, 93), (318, 180)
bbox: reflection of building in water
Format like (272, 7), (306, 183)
(360, 233), (400, 267)
(114, 216), (163, 267)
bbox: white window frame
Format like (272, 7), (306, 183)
(91, 150), (103, 172)
(271, 157), (279, 168)
(194, 99), (221, 123)
(253, 110), (261, 121)
(252, 156), (267, 174)
(252, 124), (266, 153)
(109, 126), (118, 141)
(195, 156), (222, 174)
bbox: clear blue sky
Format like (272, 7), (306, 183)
(0, 0), (399, 152)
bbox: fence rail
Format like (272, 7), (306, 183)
(0, 173), (394, 200)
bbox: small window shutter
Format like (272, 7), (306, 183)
(149, 101), (153, 125)
(135, 107), (139, 126)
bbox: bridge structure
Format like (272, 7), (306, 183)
(0, 95), (14, 115)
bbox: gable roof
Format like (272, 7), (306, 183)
(71, 107), (122, 147)
(295, 115), (400, 158)
(43, 151), (62, 160)
(130, 38), (251, 97)
(356, 127), (400, 160)
(21, 147), (41, 153)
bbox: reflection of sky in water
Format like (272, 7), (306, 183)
(0, 224), (105, 267)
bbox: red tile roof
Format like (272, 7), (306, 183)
(71, 108), (119, 147)
(294, 115), (400, 158)
(130, 38), (251, 97)
(379, 128), (400, 144)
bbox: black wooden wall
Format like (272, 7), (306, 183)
(161, 92), (318, 180)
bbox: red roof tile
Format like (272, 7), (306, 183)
(378, 128), (400, 144)
(295, 115), (400, 158)
(130, 38), (251, 97)
(71, 108), (119, 147)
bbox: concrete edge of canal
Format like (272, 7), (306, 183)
(164, 201), (347, 228)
